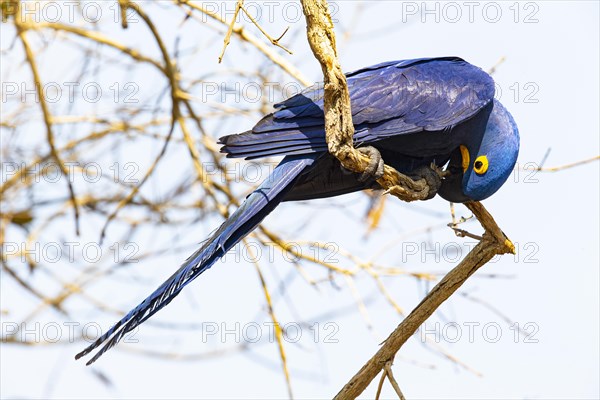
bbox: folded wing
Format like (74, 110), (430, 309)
(220, 57), (495, 159)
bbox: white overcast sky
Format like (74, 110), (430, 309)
(1, 1), (599, 399)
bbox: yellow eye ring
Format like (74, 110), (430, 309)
(473, 155), (489, 175)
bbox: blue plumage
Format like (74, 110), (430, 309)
(76, 57), (519, 364)
(220, 57), (495, 158)
(76, 155), (318, 365)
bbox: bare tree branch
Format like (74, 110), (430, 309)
(300, 0), (441, 202)
(333, 202), (515, 399)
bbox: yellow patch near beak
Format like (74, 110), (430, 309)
(459, 145), (470, 173)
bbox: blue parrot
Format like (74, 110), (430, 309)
(76, 57), (519, 364)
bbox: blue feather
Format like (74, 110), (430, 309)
(219, 57), (494, 159)
(75, 155), (317, 365)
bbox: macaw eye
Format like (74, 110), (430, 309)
(473, 155), (489, 175)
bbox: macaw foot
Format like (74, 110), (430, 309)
(409, 164), (444, 200)
(354, 146), (385, 183)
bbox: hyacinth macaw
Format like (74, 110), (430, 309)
(76, 57), (519, 364)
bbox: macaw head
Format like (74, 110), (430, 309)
(439, 100), (519, 202)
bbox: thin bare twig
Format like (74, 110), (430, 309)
(449, 226), (483, 241)
(239, 5), (292, 54)
(536, 155), (599, 172)
(118, 0), (130, 29)
(98, 3), (228, 242)
(97, 3), (179, 244)
(14, 11), (81, 235)
(245, 239), (294, 399)
(218, 0), (244, 63)
(217, 0), (292, 62)
(178, 0), (311, 86)
(374, 369), (387, 400)
(374, 360), (406, 400)
(384, 361), (406, 400)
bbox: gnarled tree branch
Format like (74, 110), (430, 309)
(300, 0), (435, 202)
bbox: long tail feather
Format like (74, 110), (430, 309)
(76, 156), (315, 365)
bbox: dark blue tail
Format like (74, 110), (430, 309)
(76, 155), (316, 365)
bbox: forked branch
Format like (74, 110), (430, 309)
(333, 202), (515, 399)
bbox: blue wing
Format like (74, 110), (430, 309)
(220, 57), (495, 159)
(76, 155), (317, 365)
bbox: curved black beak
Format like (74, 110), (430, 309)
(438, 147), (471, 203)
